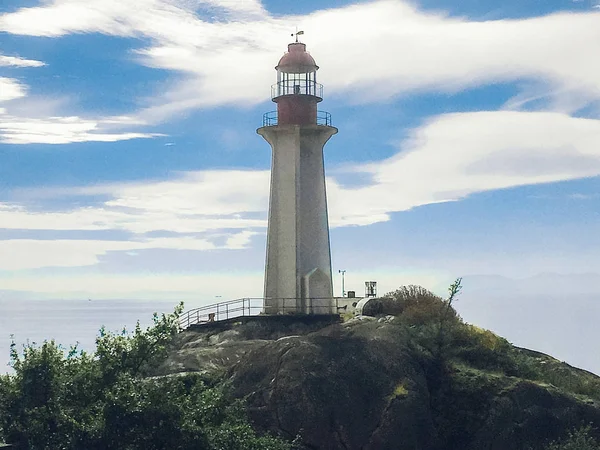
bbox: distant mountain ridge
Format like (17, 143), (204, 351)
(462, 272), (600, 295)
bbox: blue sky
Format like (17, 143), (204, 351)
(1, 0), (600, 307)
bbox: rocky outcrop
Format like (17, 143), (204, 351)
(159, 316), (600, 450)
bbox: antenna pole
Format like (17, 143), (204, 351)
(339, 270), (346, 297)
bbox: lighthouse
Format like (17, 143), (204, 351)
(258, 37), (337, 315)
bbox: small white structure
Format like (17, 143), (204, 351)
(258, 39), (337, 315)
(353, 298), (372, 316)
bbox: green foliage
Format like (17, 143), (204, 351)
(0, 303), (291, 450)
(379, 280), (600, 402)
(388, 382), (409, 400)
(368, 284), (458, 326)
(543, 425), (600, 450)
(450, 323), (523, 374)
(382, 280), (463, 364)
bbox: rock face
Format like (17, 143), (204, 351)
(159, 316), (600, 450)
(231, 317), (435, 450)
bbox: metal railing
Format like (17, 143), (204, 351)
(317, 111), (332, 126)
(178, 297), (350, 330)
(271, 81), (323, 99)
(178, 298), (262, 329)
(263, 111), (278, 127)
(262, 110), (332, 127)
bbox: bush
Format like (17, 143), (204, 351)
(451, 324), (518, 372)
(0, 303), (291, 450)
(364, 285), (459, 326)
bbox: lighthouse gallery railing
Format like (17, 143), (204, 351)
(262, 110), (332, 127)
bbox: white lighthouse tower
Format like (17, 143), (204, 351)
(258, 37), (337, 315)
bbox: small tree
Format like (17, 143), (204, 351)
(435, 278), (462, 359)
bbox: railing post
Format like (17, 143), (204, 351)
(216, 303), (220, 321)
(226, 303), (229, 320)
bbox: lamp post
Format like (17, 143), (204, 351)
(338, 270), (346, 297)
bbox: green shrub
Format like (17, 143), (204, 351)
(365, 285), (458, 326)
(0, 304), (291, 450)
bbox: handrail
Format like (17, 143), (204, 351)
(178, 298), (261, 329)
(262, 110), (332, 127)
(178, 297), (349, 330)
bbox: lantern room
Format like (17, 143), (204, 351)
(264, 41), (331, 127)
(273, 42), (322, 100)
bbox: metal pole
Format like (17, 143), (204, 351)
(338, 270), (346, 297)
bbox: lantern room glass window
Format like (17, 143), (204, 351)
(273, 70), (322, 98)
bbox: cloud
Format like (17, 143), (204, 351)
(0, 77), (27, 102)
(0, 170), (271, 269)
(0, 54), (45, 67)
(0, 52), (157, 145)
(0, 234), (264, 270)
(0, 239), (146, 270)
(0, 112), (161, 144)
(2, 1), (600, 121)
(0, 0), (266, 37)
(2, 109), (600, 271)
(328, 110), (600, 225)
(0, 78), (160, 144)
(225, 230), (259, 249)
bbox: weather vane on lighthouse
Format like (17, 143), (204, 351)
(292, 28), (304, 43)
(258, 36), (337, 316)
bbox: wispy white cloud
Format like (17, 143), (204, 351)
(0, 170), (270, 269)
(0, 76), (159, 144)
(0, 112), (161, 144)
(0, 77), (27, 102)
(0, 50), (156, 144)
(2, 1), (600, 121)
(2, 110), (600, 271)
(0, 54), (45, 67)
(0, 0), (266, 37)
(2, 1), (600, 279)
(0, 232), (265, 270)
(328, 110), (600, 225)
(0, 236), (221, 270)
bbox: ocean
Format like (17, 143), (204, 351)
(0, 298), (188, 373)
(3, 293), (600, 377)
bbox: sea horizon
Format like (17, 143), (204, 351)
(0, 298), (202, 373)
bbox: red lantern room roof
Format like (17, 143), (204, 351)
(275, 43), (319, 73)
